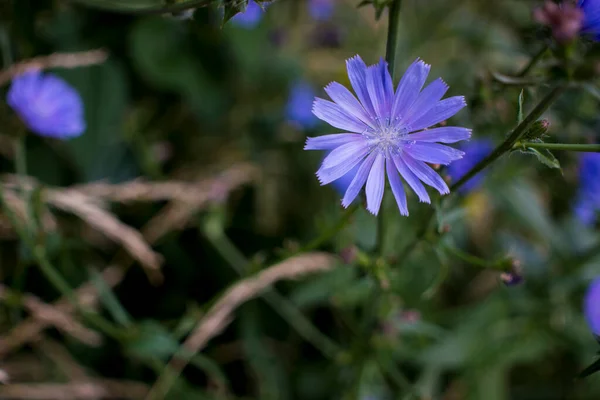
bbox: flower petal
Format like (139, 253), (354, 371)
(317, 141), (370, 185)
(322, 140), (368, 168)
(365, 153), (385, 215)
(393, 154), (430, 203)
(386, 158), (408, 216)
(403, 78), (448, 124)
(346, 55), (376, 117)
(324, 82), (375, 128)
(404, 142), (464, 165)
(342, 152), (377, 207)
(408, 127), (472, 143)
(313, 98), (368, 133)
(391, 59), (430, 120)
(408, 96), (467, 132)
(402, 153), (449, 195)
(366, 60), (394, 120)
(305, 133), (364, 150)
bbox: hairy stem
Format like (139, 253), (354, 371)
(516, 142), (600, 152)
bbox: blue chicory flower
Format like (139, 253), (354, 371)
(231, 0), (265, 28)
(574, 152), (600, 225)
(584, 277), (600, 337)
(304, 55), (470, 216)
(309, 0), (334, 21)
(579, 0), (600, 40)
(286, 81), (318, 129)
(446, 139), (493, 193)
(7, 70), (85, 139)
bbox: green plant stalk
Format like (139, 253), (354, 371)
(376, 0), (403, 255)
(517, 45), (548, 77)
(516, 142), (600, 152)
(450, 85), (566, 192)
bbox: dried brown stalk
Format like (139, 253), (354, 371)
(0, 380), (148, 399)
(146, 252), (338, 400)
(47, 189), (164, 278)
(0, 49), (109, 86)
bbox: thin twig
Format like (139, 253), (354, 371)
(0, 49), (108, 86)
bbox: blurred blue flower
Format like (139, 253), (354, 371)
(286, 81), (318, 129)
(579, 0), (600, 40)
(309, 0), (334, 21)
(445, 139), (493, 193)
(231, 0), (265, 28)
(7, 70), (85, 139)
(574, 152), (600, 225)
(585, 277), (600, 337)
(305, 55), (470, 216)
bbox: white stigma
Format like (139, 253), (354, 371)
(363, 116), (412, 157)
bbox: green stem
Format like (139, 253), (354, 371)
(517, 45), (548, 77)
(450, 85), (566, 192)
(441, 243), (509, 272)
(376, 0), (403, 255)
(202, 226), (341, 360)
(67, 0), (211, 14)
(516, 142), (600, 152)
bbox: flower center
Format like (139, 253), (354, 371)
(363, 117), (412, 157)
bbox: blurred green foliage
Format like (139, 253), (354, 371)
(0, 0), (600, 399)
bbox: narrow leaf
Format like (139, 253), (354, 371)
(517, 90), (524, 124)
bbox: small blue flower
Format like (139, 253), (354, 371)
(585, 277), (600, 337)
(305, 55), (470, 216)
(231, 0), (265, 28)
(309, 0), (334, 21)
(579, 0), (600, 40)
(446, 139), (493, 193)
(7, 70), (85, 139)
(574, 152), (600, 225)
(286, 81), (318, 129)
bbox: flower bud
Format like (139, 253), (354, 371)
(533, 1), (584, 43)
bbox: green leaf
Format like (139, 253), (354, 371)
(517, 89), (524, 124)
(523, 147), (561, 170)
(128, 320), (179, 361)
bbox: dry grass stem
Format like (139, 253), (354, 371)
(0, 380), (148, 399)
(0, 164), (257, 358)
(146, 252), (337, 400)
(0, 285), (101, 350)
(47, 190), (164, 277)
(0, 267), (123, 359)
(0, 49), (109, 86)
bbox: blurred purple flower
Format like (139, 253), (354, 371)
(574, 152), (600, 225)
(309, 0), (335, 21)
(7, 70), (85, 139)
(286, 81), (318, 129)
(579, 0), (600, 40)
(305, 55), (470, 216)
(231, 0), (265, 28)
(446, 139), (493, 193)
(584, 277), (600, 337)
